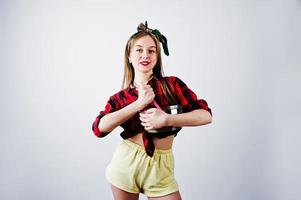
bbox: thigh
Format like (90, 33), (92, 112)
(111, 185), (139, 200)
(143, 150), (179, 197)
(148, 191), (182, 200)
(106, 141), (141, 194)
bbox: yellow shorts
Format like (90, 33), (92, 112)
(106, 139), (179, 197)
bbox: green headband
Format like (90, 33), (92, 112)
(133, 21), (169, 56)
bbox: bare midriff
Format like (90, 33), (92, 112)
(128, 132), (174, 150)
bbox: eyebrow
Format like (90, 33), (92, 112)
(134, 45), (156, 49)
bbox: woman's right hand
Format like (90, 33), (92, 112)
(135, 84), (155, 111)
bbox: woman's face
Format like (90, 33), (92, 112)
(128, 35), (158, 74)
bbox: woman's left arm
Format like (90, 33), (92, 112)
(139, 108), (212, 131)
(165, 109), (212, 127)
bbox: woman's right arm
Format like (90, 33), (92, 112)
(98, 100), (142, 133)
(96, 84), (155, 134)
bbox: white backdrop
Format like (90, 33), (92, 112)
(1, 0), (300, 200)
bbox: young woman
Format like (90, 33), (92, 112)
(92, 21), (212, 200)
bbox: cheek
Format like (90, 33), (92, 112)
(151, 54), (158, 60)
(153, 56), (158, 63)
(129, 54), (139, 62)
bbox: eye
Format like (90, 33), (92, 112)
(149, 49), (156, 54)
(136, 49), (143, 53)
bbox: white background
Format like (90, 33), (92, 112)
(1, 0), (300, 199)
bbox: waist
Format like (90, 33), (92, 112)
(128, 132), (175, 150)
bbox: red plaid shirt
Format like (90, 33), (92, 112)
(92, 76), (212, 157)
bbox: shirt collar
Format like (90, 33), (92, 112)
(127, 74), (158, 92)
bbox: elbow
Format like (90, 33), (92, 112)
(207, 115), (213, 124)
(92, 126), (108, 138)
(92, 120), (110, 138)
(198, 109), (212, 125)
(205, 111), (213, 124)
(204, 109), (212, 125)
(200, 116), (212, 126)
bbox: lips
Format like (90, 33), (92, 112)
(139, 61), (150, 66)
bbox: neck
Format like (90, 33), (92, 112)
(134, 72), (153, 85)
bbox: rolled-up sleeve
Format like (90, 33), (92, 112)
(92, 95), (120, 137)
(174, 77), (212, 115)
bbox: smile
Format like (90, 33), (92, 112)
(139, 61), (150, 66)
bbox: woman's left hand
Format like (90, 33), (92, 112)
(139, 108), (168, 131)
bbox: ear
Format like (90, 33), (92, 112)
(128, 55), (132, 63)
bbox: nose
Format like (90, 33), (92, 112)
(142, 50), (150, 59)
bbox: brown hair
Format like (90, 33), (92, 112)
(122, 31), (177, 104)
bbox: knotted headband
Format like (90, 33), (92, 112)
(132, 21), (169, 56)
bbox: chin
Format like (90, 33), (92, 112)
(138, 69), (152, 74)
(139, 65), (154, 71)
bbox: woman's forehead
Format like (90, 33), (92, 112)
(133, 35), (156, 47)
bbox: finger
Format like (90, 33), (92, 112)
(137, 89), (147, 96)
(143, 88), (154, 95)
(139, 112), (148, 118)
(144, 126), (154, 131)
(141, 122), (150, 127)
(139, 116), (148, 122)
(138, 87), (153, 96)
(145, 108), (156, 114)
(140, 84), (151, 89)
